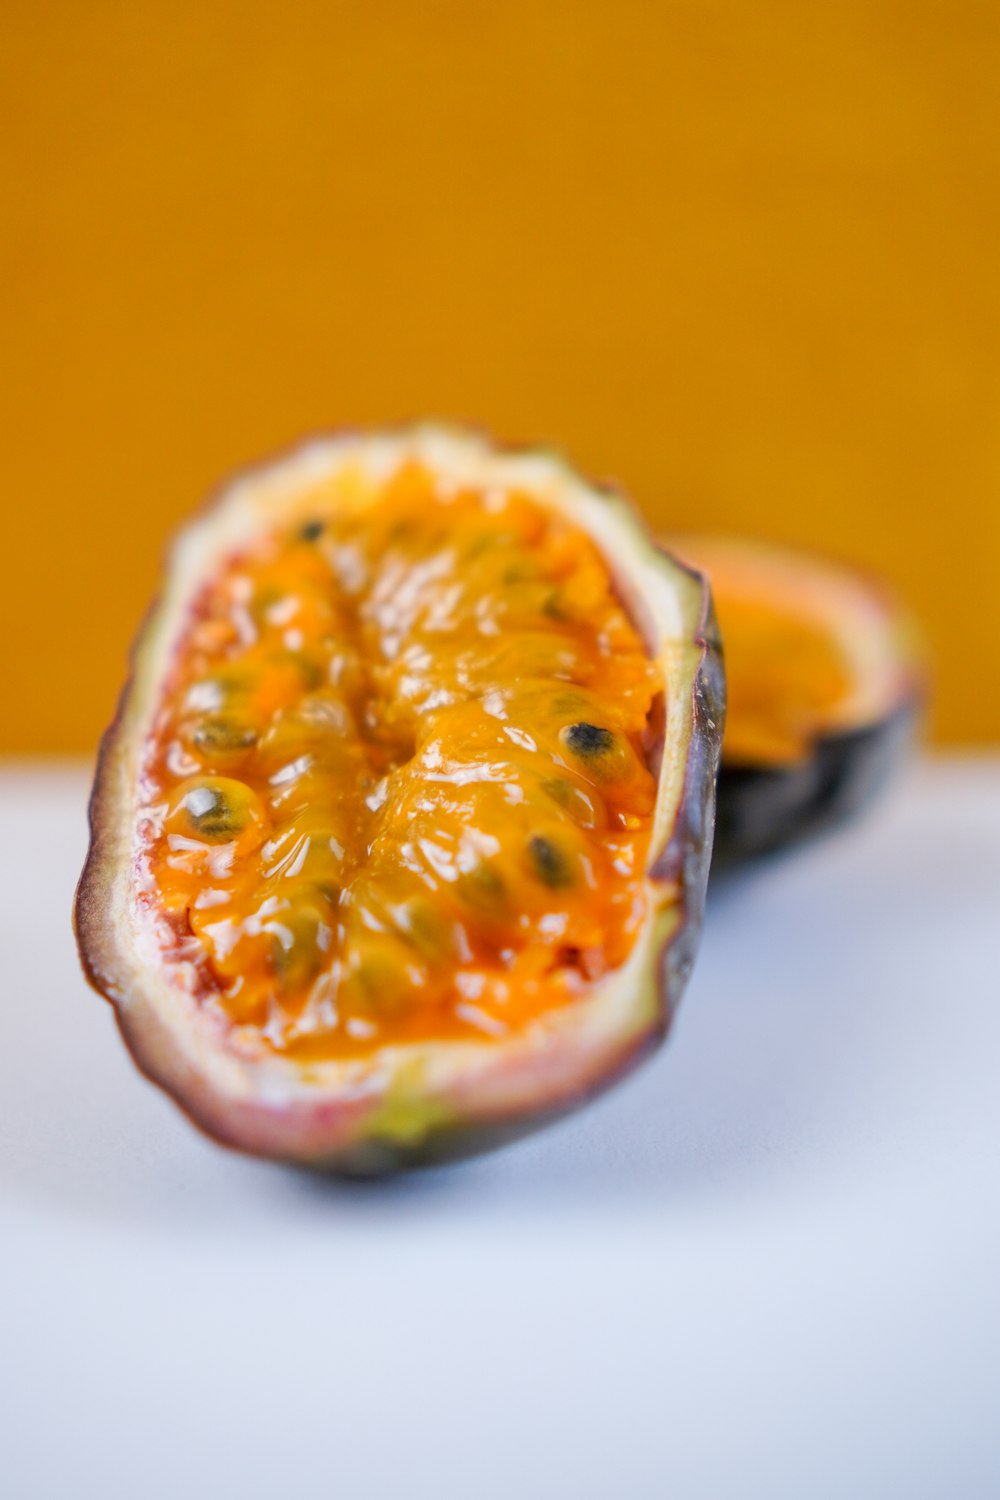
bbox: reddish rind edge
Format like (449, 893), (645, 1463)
(74, 428), (724, 1173)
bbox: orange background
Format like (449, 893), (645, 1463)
(2, 1), (998, 752)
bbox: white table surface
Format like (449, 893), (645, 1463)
(1, 757), (998, 1500)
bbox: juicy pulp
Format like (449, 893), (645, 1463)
(665, 535), (914, 767)
(140, 460), (662, 1062)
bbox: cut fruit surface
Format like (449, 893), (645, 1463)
(665, 534), (922, 864)
(76, 430), (722, 1170)
(148, 467), (661, 1057)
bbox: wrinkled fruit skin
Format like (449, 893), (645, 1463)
(74, 428), (724, 1173)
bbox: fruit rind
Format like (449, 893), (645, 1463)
(712, 702), (917, 867)
(75, 428), (723, 1171)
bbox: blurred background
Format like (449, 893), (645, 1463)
(2, 0), (997, 754)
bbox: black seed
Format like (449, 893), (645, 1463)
(563, 722), (616, 758)
(299, 519), (324, 541)
(528, 835), (573, 888)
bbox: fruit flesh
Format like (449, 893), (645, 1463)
(140, 460), (661, 1062)
(667, 536), (911, 767)
(713, 595), (853, 764)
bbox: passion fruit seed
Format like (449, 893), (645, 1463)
(562, 722), (616, 759)
(541, 777), (572, 807)
(527, 834), (573, 889)
(270, 890), (334, 990)
(343, 933), (423, 1021)
(385, 896), (455, 962)
(191, 716), (258, 757)
(455, 861), (509, 917)
(170, 778), (266, 843)
(299, 519), (325, 541)
(540, 777), (604, 830)
(559, 721), (647, 793)
(277, 649), (325, 691)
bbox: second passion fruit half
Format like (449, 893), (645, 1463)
(76, 429), (723, 1171)
(665, 535), (923, 866)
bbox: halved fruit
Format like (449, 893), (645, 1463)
(664, 534), (922, 866)
(75, 428), (723, 1172)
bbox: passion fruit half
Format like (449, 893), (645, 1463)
(664, 534), (922, 867)
(75, 429), (723, 1172)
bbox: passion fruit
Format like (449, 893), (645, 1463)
(664, 534), (922, 866)
(75, 428), (723, 1172)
